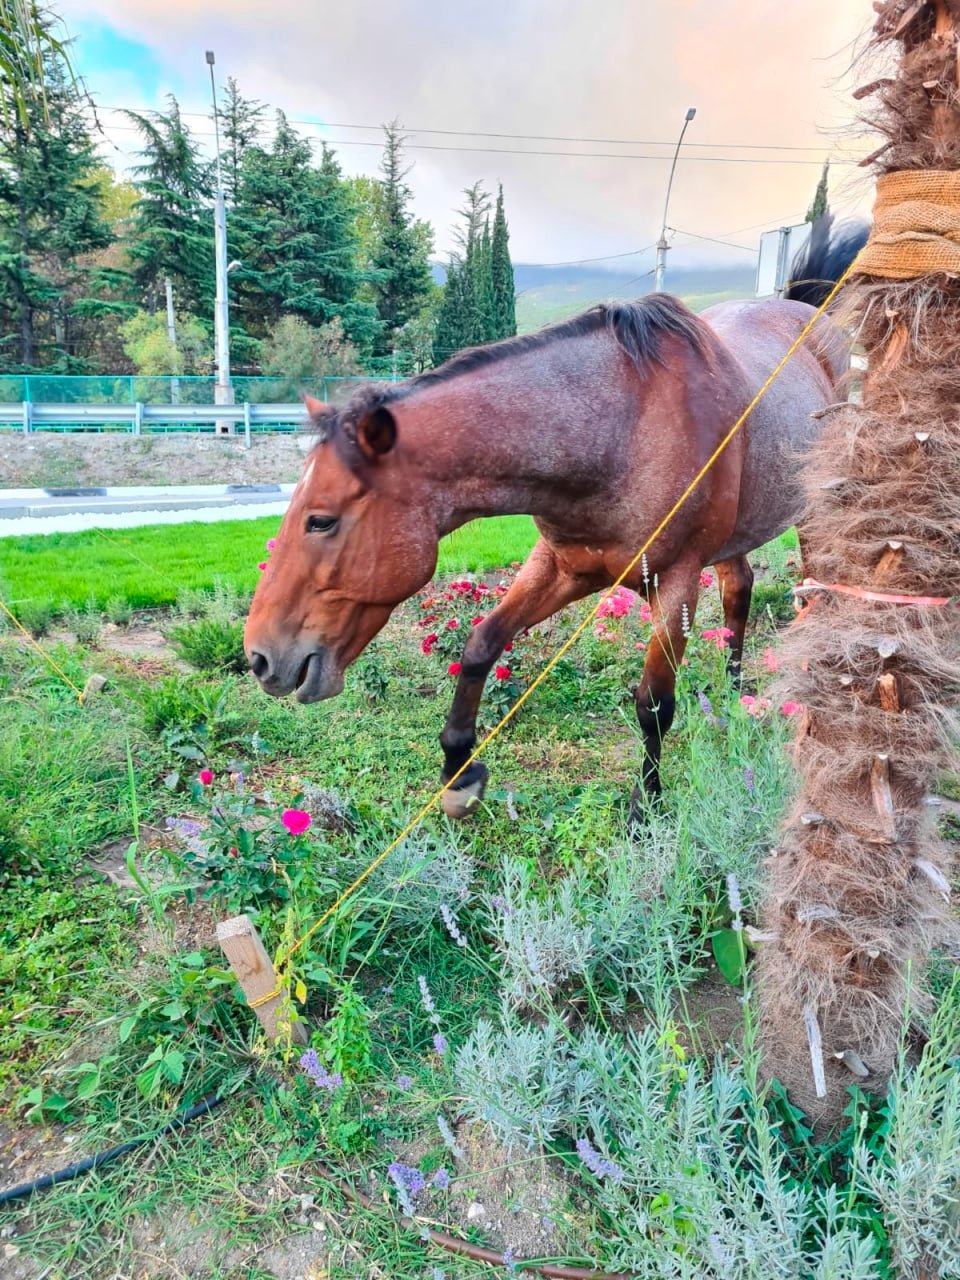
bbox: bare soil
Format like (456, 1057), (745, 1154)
(0, 432), (311, 489)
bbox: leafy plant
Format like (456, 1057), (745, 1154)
(104, 593), (133, 627)
(169, 617), (248, 674)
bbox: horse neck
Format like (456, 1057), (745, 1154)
(391, 346), (632, 533)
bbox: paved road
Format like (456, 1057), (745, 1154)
(0, 483), (294, 537)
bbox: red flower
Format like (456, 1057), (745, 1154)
(257, 562), (267, 572)
(281, 808), (312, 835)
(446, 618), (459, 629)
(448, 662), (462, 676)
(471, 616), (485, 626)
(421, 632), (439, 655)
(199, 769), (214, 786)
(495, 665), (511, 681)
(504, 641), (514, 652)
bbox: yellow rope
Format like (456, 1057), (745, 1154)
(248, 259), (858, 1002)
(0, 596), (86, 702)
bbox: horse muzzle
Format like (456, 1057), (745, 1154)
(246, 643), (345, 703)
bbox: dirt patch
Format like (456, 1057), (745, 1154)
(392, 1120), (576, 1268)
(0, 432), (311, 489)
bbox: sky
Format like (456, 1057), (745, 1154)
(58, 0), (878, 272)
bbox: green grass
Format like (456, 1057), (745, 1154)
(0, 514), (539, 615)
(1, 537), (956, 1279)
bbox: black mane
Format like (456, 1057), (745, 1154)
(314, 294), (707, 438)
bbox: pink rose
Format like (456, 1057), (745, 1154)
(281, 808), (312, 835)
(199, 769), (214, 786)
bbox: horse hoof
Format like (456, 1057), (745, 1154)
(441, 775), (487, 819)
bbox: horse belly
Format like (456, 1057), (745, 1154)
(709, 360), (831, 563)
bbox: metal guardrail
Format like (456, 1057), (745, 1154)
(0, 402), (307, 447)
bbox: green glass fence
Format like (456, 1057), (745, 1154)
(0, 374), (375, 406)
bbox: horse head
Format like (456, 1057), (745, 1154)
(244, 394), (438, 702)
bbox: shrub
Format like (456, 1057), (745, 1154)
(105, 594), (133, 627)
(18, 600), (54, 637)
(65, 593), (101, 647)
(141, 675), (210, 736)
(169, 617), (247, 673)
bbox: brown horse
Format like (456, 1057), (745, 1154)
(244, 232), (862, 821)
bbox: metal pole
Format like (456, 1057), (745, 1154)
(164, 276), (180, 406)
(206, 50), (234, 434)
(655, 107), (696, 294)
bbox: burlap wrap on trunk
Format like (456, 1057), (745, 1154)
(856, 169), (960, 279)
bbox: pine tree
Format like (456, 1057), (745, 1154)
(369, 122), (433, 355)
(431, 182), (496, 363)
(217, 77), (265, 203)
(806, 161), (829, 223)
(125, 97), (214, 315)
(0, 41), (111, 366)
(491, 184), (516, 339)
(231, 116), (378, 353)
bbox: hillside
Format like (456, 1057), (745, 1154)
(512, 263), (756, 331)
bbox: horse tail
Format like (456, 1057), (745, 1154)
(784, 214), (869, 307)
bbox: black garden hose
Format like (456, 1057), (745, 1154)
(0, 1092), (224, 1205)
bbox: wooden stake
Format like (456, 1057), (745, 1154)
(803, 1004), (827, 1099)
(870, 754), (897, 841)
(217, 914), (309, 1045)
(878, 671), (901, 711)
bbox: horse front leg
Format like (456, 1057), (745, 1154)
(439, 540), (594, 818)
(631, 560), (701, 822)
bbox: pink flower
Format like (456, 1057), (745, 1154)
(281, 808), (312, 835)
(495, 665), (511, 681)
(739, 694), (770, 718)
(421, 633), (438, 655)
(199, 769), (214, 786)
(781, 700), (804, 717)
(266, 538), (277, 551)
(257, 561), (267, 572)
(594, 621), (609, 637)
(699, 571), (714, 588)
(763, 647), (779, 673)
(702, 627), (735, 650)
(638, 601), (653, 623)
(448, 662), (462, 676)
(597, 586), (636, 619)
(446, 618), (459, 630)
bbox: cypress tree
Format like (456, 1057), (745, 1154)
(0, 40), (111, 367)
(491, 184), (516, 339)
(806, 161), (829, 223)
(370, 122), (433, 354)
(125, 97), (214, 315)
(475, 217), (496, 342)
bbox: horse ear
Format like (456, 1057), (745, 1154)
(303, 394), (331, 419)
(355, 406), (397, 461)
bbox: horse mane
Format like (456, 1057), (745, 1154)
(312, 295), (708, 440)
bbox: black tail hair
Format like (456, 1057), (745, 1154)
(784, 215), (870, 307)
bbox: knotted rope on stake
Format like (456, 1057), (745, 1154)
(855, 169), (960, 278)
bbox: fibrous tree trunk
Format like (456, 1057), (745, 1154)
(758, 0), (960, 1131)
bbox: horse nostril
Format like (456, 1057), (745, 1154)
(249, 650), (269, 679)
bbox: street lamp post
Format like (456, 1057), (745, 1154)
(205, 50), (234, 434)
(654, 106), (696, 293)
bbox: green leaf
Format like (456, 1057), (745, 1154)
(712, 928), (747, 986)
(161, 1050), (185, 1084)
(119, 1014), (137, 1043)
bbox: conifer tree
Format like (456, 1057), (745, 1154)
(491, 184), (516, 339)
(217, 76), (266, 204)
(369, 121), (432, 354)
(805, 161), (829, 223)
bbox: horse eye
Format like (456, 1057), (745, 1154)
(305, 514), (339, 536)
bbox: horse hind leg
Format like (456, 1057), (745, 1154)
(714, 554), (754, 686)
(630, 560), (701, 823)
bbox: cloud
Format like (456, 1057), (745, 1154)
(62, 0), (874, 266)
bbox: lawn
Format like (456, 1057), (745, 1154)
(0, 535), (956, 1279)
(0, 513), (539, 615)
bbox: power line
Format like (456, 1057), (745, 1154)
(99, 103), (859, 156)
(94, 121), (860, 166)
(668, 227), (759, 254)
